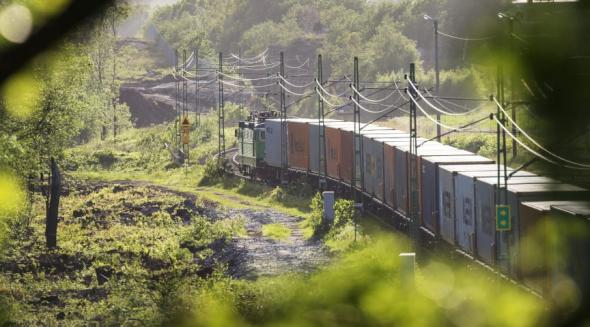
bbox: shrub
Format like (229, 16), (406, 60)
(94, 150), (118, 169)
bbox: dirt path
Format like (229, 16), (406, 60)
(226, 208), (329, 279)
(107, 180), (330, 278)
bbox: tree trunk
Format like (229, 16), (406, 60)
(46, 158), (61, 249)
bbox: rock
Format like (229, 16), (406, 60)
(73, 209), (85, 218)
(95, 266), (114, 285)
(112, 185), (126, 193)
(174, 208), (191, 223)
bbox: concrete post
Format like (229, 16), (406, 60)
(322, 191), (335, 224)
(399, 252), (416, 287)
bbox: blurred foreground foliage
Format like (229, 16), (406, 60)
(167, 235), (546, 327)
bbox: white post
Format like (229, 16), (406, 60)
(399, 252), (416, 287)
(322, 191), (335, 224)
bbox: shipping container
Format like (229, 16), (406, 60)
(454, 175), (556, 255)
(419, 154), (495, 238)
(264, 119), (282, 168)
(519, 201), (590, 297)
(474, 182), (589, 274)
(288, 119), (313, 171)
(549, 203), (590, 300)
(379, 139), (441, 210)
(308, 120), (342, 174)
(392, 143), (454, 214)
(440, 169), (536, 252)
(438, 165), (513, 245)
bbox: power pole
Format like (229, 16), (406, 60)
(408, 63), (420, 242)
(317, 54), (327, 190)
(509, 18), (517, 158)
(239, 47), (244, 118)
(352, 57), (363, 242)
(280, 52), (288, 185)
(218, 52), (226, 169)
(434, 19), (441, 142)
(195, 47), (200, 127)
(174, 49), (180, 149)
(495, 64), (509, 269)
(182, 50), (189, 164)
(112, 37), (117, 143)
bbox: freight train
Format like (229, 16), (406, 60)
(236, 114), (590, 299)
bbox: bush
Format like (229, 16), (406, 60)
(199, 158), (226, 186)
(333, 199), (354, 229)
(94, 150), (118, 169)
(305, 192), (325, 237)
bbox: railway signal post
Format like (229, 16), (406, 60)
(495, 64), (510, 269)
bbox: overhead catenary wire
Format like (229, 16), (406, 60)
(278, 82), (313, 97)
(408, 91), (470, 130)
(423, 88), (489, 114)
(236, 62), (281, 71)
(218, 71), (277, 82)
(408, 79), (480, 116)
(350, 96), (409, 115)
(350, 84), (402, 104)
(278, 74), (315, 88)
(492, 96), (590, 168)
(437, 30), (496, 41)
(228, 48), (269, 64)
(315, 87), (339, 107)
(284, 58), (310, 70)
(219, 79), (277, 89)
(492, 115), (590, 170)
(315, 79), (349, 99)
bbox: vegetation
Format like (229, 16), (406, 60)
(0, 180), (244, 325)
(261, 223), (291, 241)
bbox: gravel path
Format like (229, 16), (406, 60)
(224, 208), (330, 279)
(107, 180), (330, 279)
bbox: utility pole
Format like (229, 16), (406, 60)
(218, 52), (225, 169)
(408, 63), (420, 242)
(182, 50), (188, 146)
(434, 19), (441, 142)
(498, 12), (517, 157)
(509, 18), (517, 158)
(317, 54), (327, 190)
(352, 57), (362, 242)
(239, 47), (244, 118)
(174, 49), (179, 149)
(280, 52), (288, 185)
(495, 64), (509, 269)
(424, 14), (441, 142)
(112, 25), (118, 144)
(195, 47), (200, 127)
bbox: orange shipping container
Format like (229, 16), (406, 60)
(288, 121), (310, 171)
(340, 129), (354, 183)
(326, 127), (341, 179)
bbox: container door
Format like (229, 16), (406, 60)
(439, 169), (455, 244)
(475, 181), (495, 266)
(384, 145), (395, 207)
(394, 148), (408, 214)
(455, 174), (476, 254)
(420, 160), (437, 233)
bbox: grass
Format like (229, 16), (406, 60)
(261, 223), (292, 241)
(0, 181), (244, 325)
